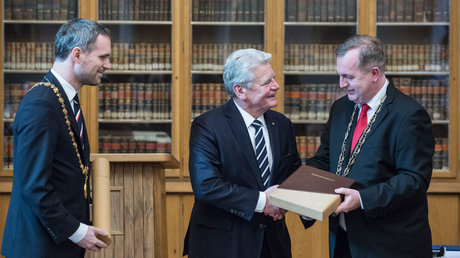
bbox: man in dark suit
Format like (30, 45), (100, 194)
(306, 35), (434, 258)
(183, 49), (311, 258)
(2, 18), (112, 258)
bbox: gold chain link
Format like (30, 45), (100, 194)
(29, 82), (89, 198)
(336, 94), (387, 177)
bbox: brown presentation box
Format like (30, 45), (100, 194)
(269, 165), (355, 221)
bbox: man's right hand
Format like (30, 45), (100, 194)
(263, 185), (287, 221)
(76, 226), (108, 252)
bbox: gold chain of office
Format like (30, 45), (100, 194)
(29, 82), (89, 199)
(336, 94), (387, 177)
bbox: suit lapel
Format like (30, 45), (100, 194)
(224, 101), (265, 189)
(264, 111), (279, 185)
(44, 72), (88, 162)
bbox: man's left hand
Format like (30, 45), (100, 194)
(334, 188), (361, 213)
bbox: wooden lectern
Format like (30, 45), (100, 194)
(86, 154), (180, 258)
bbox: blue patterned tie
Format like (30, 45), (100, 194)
(252, 120), (270, 188)
(73, 95), (84, 149)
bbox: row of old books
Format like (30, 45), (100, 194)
(192, 83), (230, 118)
(393, 77), (448, 120)
(3, 82), (35, 119)
(284, 83), (346, 121)
(433, 137), (448, 170)
(1, 133), (448, 169)
(98, 0), (171, 21)
(98, 132), (171, 153)
(4, 0), (77, 20)
(285, 0), (356, 22)
(192, 43), (263, 71)
(6, 41), (446, 73)
(110, 43), (171, 71)
(192, 0), (264, 22)
(0, 78), (449, 123)
(98, 82), (171, 120)
(284, 43), (449, 73)
(4, 42), (54, 70)
(3, 81), (172, 121)
(4, 41), (172, 71)
(284, 77), (448, 122)
(296, 135), (321, 163)
(377, 0), (449, 23)
(385, 44), (448, 72)
(285, 44), (338, 72)
(294, 135), (448, 169)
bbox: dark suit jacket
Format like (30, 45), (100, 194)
(183, 100), (303, 258)
(1, 72), (91, 258)
(307, 81), (434, 258)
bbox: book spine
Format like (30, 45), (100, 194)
(36, 0), (44, 20)
(346, 0), (356, 21)
(299, 84), (308, 119)
(286, 0), (297, 22)
(136, 83), (145, 119)
(52, 0), (60, 20)
(327, 0), (335, 21)
(144, 83), (153, 119)
(291, 84), (301, 120)
(4, 0), (12, 20)
(110, 83), (118, 119)
(60, 0), (69, 20)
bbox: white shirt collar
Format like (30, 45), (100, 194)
(233, 99), (267, 129)
(51, 68), (78, 104)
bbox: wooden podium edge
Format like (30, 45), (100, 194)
(90, 153), (180, 169)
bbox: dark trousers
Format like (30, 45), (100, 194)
(333, 227), (352, 258)
(260, 233), (273, 258)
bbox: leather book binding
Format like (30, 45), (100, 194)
(269, 165), (355, 221)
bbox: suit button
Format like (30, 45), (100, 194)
(259, 224), (266, 229)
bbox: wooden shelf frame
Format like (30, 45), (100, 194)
(0, 0), (457, 180)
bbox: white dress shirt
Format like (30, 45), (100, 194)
(233, 100), (273, 213)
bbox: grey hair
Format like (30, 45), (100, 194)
(55, 18), (111, 61)
(223, 48), (272, 98)
(336, 35), (386, 72)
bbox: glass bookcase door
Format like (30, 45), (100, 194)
(283, 0), (357, 163)
(2, 1), (79, 170)
(376, 0), (450, 172)
(190, 0), (265, 119)
(96, 0), (172, 154)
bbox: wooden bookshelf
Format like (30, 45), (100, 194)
(1, 1), (459, 257)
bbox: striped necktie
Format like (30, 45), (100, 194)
(73, 95), (84, 149)
(252, 120), (270, 188)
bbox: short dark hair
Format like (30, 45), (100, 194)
(54, 18), (111, 61)
(336, 35), (386, 72)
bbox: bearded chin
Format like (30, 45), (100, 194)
(80, 74), (99, 86)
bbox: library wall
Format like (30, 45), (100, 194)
(0, 0), (459, 258)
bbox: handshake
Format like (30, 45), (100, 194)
(263, 185), (286, 221)
(263, 185), (315, 221)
